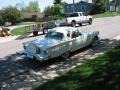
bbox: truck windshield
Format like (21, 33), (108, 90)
(45, 31), (64, 40)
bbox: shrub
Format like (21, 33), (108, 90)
(1, 6), (22, 25)
(89, 0), (106, 15)
(0, 16), (4, 25)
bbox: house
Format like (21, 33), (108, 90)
(61, 0), (94, 14)
(22, 12), (45, 21)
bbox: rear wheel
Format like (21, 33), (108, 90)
(61, 51), (70, 60)
(88, 18), (92, 25)
(71, 21), (76, 27)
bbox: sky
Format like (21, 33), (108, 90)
(0, 0), (92, 12)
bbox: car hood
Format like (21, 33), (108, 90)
(27, 37), (62, 49)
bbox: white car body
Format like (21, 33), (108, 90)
(23, 27), (99, 61)
(56, 12), (92, 26)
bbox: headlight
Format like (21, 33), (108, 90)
(23, 42), (29, 49)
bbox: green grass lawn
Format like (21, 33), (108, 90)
(11, 27), (27, 35)
(34, 45), (120, 90)
(92, 11), (120, 18)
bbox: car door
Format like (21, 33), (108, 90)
(71, 30), (83, 52)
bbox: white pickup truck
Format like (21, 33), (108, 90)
(56, 12), (92, 27)
(23, 27), (99, 62)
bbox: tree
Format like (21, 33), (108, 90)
(1, 6), (22, 25)
(0, 15), (4, 25)
(112, 0), (120, 11)
(52, 4), (62, 15)
(22, 1), (40, 12)
(44, 1), (68, 16)
(44, 0), (67, 20)
(44, 6), (53, 16)
(54, 0), (62, 4)
(90, 0), (106, 15)
(44, 4), (61, 16)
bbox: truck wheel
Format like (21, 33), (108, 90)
(61, 51), (70, 59)
(43, 28), (48, 34)
(71, 21), (76, 27)
(88, 18), (92, 25)
(33, 31), (38, 36)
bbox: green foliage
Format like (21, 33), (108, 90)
(44, 3), (66, 19)
(44, 4), (62, 19)
(90, 0), (106, 15)
(0, 15), (4, 25)
(22, 1), (40, 12)
(1, 6), (22, 25)
(44, 6), (53, 16)
(44, 0), (67, 20)
(52, 4), (62, 15)
(54, 0), (62, 4)
(11, 27), (26, 35)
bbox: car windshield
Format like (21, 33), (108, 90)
(45, 31), (64, 40)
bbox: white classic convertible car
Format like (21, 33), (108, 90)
(23, 27), (99, 61)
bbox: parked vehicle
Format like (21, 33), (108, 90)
(23, 27), (99, 61)
(55, 12), (92, 27)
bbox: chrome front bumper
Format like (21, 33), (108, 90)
(24, 51), (46, 61)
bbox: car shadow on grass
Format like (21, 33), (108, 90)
(0, 39), (120, 90)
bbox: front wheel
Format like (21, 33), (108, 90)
(90, 36), (99, 47)
(61, 51), (70, 60)
(43, 28), (48, 34)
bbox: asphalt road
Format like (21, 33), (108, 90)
(0, 16), (120, 90)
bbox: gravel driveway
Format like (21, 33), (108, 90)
(0, 16), (120, 90)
